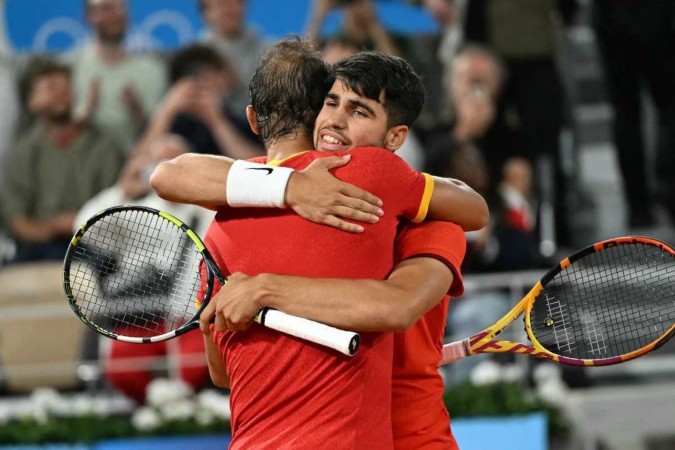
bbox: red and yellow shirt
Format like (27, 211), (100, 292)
(392, 221), (466, 450)
(205, 147), (434, 450)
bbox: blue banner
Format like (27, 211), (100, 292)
(3, 0), (437, 53)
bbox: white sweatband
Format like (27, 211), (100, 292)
(226, 159), (294, 208)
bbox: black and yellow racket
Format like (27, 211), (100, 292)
(442, 237), (675, 366)
(63, 205), (360, 356)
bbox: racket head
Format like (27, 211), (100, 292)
(63, 206), (218, 343)
(525, 236), (675, 366)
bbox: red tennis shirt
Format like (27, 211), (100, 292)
(205, 147), (434, 450)
(392, 221), (466, 450)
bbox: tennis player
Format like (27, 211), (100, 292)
(198, 53), (467, 449)
(152, 40), (485, 449)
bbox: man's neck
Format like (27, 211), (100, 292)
(43, 118), (81, 148)
(94, 39), (127, 64)
(266, 135), (313, 162)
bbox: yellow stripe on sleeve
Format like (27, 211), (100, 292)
(412, 173), (434, 223)
(268, 151), (311, 167)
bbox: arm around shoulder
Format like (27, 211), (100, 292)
(426, 176), (489, 231)
(150, 153), (234, 208)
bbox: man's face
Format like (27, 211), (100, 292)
(28, 72), (72, 121)
(201, 0), (245, 38)
(313, 80), (390, 153)
(87, 0), (128, 43)
(450, 52), (500, 105)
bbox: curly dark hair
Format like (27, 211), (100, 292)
(333, 51), (426, 128)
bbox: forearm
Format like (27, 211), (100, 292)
(203, 334), (230, 388)
(210, 117), (263, 160)
(11, 214), (76, 242)
(427, 176), (489, 231)
(150, 153), (233, 208)
(11, 217), (51, 242)
(132, 106), (177, 158)
(368, 22), (401, 57)
(258, 258), (453, 332)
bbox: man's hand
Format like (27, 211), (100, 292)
(121, 84), (146, 124)
(285, 155), (383, 233)
(453, 93), (495, 143)
(199, 272), (264, 334)
(74, 79), (100, 125)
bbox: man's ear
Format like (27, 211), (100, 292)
(383, 125), (409, 152)
(246, 105), (259, 135)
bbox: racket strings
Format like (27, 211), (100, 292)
(530, 242), (675, 360)
(67, 209), (203, 338)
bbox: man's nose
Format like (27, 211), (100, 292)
(325, 108), (348, 129)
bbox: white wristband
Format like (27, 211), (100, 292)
(226, 160), (294, 208)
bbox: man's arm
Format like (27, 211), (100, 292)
(150, 153), (384, 232)
(200, 256), (454, 333)
(203, 332), (230, 388)
(426, 176), (490, 231)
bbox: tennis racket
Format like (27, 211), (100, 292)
(63, 205), (360, 356)
(442, 236), (675, 367)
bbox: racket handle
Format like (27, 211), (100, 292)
(256, 308), (360, 356)
(441, 340), (469, 365)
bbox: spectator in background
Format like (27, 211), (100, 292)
(462, 0), (578, 246)
(71, 0), (167, 154)
(424, 44), (513, 181)
(75, 135), (213, 404)
(1, 58), (123, 263)
(198, 0), (269, 123)
(133, 44), (262, 159)
(306, 0), (401, 56)
(404, 0), (462, 129)
(0, 48), (20, 262)
(591, 0), (675, 227)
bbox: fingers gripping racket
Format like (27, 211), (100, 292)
(442, 237), (675, 367)
(63, 206), (360, 356)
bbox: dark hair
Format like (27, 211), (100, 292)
(249, 37), (332, 146)
(168, 44), (226, 84)
(20, 57), (71, 105)
(333, 51), (425, 128)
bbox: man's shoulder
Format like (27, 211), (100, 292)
(14, 122), (46, 148)
(349, 146), (406, 163)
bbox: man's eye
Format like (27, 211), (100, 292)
(354, 110), (367, 117)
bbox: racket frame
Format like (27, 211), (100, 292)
(445, 236), (675, 367)
(63, 206), (214, 344)
(64, 206), (361, 356)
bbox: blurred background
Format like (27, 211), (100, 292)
(0, 0), (673, 449)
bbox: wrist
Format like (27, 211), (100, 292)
(283, 171), (298, 208)
(226, 160), (294, 208)
(255, 274), (283, 310)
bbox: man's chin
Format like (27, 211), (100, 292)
(98, 31), (126, 44)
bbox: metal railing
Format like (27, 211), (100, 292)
(1, 268), (673, 391)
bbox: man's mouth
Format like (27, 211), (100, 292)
(318, 130), (348, 151)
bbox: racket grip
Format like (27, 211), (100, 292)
(441, 341), (468, 365)
(257, 308), (360, 356)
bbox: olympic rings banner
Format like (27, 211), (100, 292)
(3, 0), (437, 53)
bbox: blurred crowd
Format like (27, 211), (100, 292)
(1, 0), (674, 399)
